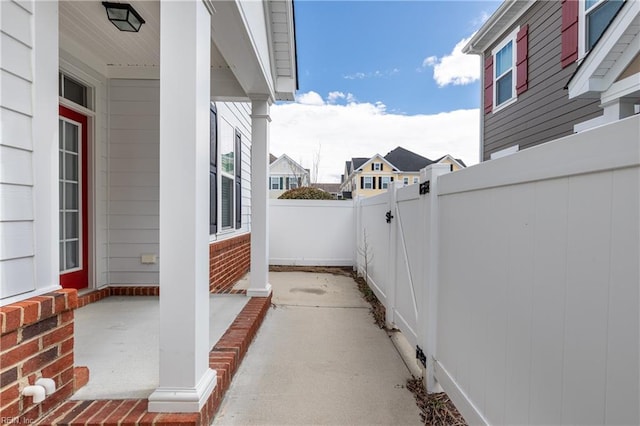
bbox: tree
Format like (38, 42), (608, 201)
(312, 143), (321, 184)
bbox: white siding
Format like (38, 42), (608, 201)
(107, 79), (160, 285)
(213, 102), (252, 240)
(0, 0), (36, 300)
(106, 85), (251, 283)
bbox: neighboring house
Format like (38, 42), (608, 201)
(269, 154), (310, 198)
(311, 183), (342, 199)
(434, 154), (466, 171)
(340, 147), (466, 198)
(463, 0), (640, 161)
(0, 0), (296, 420)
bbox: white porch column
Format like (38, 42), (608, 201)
(248, 98), (273, 297)
(148, 1), (216, 413)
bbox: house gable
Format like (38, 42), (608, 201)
(269, 154), (308, 176)
(356, 154), (398, 174)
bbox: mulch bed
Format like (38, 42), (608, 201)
(407, 377), (467, 426)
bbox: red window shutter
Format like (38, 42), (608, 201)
(484, 55), (494, 113)
(516, 24), (529, 95)
(561, 0), (579, 68)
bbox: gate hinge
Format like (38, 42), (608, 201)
(416, 345), (427, 368)
(385, 210), (394, 223)
(419, 181), (430, 195)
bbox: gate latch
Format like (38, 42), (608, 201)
(416, 346), (427, 368)
(419, 181), (430, 195)
(385, 210), (394, 223)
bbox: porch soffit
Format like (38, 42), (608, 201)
(266, 0), (298, 101)
(58, 1), (259, 100)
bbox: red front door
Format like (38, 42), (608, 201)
(59, 106), (89, 289)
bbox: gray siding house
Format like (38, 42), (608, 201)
(464, 0), (639, 161)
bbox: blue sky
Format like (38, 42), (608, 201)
(295, 1), (500, 114)
(271, 1), (502, 182)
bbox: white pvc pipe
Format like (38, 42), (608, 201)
(35, 378), (56, 395)
(22, 385), (45, 403)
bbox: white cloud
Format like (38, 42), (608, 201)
(421, 35), (480, 87)
(471, 11), (491, 28)
(296, 91), (325, 106)
(422, 56), (438, 67)
(327, 91), (346, 103)
(271, 92), (480, 183)
(343, 69), (400, 80)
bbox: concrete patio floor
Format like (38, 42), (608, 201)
(213, 271), (422, 425)
(71, 294), (249, 400)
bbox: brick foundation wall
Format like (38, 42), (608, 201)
(209, 233), (251, 293)
(0, 290), (78, 423)
(77, 286), (159, 308)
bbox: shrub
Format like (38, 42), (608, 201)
(278, 186), (335, 200)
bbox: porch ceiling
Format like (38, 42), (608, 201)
(59, 1), (243, 98)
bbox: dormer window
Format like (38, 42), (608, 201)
(580, 0), (625, 55)
(372, 162), (382, 171)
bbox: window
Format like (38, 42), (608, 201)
(287, 177), (299, 189)
(210, 106), (218, 234)
(363, 176), (373, 189)
(485, 26), (528, 112)
(403, 177), (409, 186)
(270, 177), (282, 190)
(494, 38), (515, 108)
(380, 176), (391, 189)
(563, 0), (624, 67)
(413, 177), (419, 184)
(372, 162), (382, 171)
(59, 119), (81, 272)
(59, 73), (90, 108)
(583, 0), (624, 52)
(210, 107), (242, 234)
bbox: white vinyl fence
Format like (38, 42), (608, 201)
(268, 116), (639, 425)
(354, 115), (639, 425)
(269, 199), (355, 266)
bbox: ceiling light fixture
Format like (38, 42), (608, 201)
(102, 2), (145, 32)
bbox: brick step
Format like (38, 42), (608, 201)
(35, 295), (272, 426)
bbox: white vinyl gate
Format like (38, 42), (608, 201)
(356, 183), (425, 347)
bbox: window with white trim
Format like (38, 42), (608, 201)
(413, 177), (419, 184)
(270, 177), (282, 190)
(210, 107), (242, 234)
(403, 177), (409, 186)
(381, 176), (391, 189)
(287, 177), (299, 189)
(363, 176), (373, 189)
(59, 72), (91, 108)
(373, 162), (382, 171)
(581, 0), (625, 54)
(493, 31), (517, 109)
